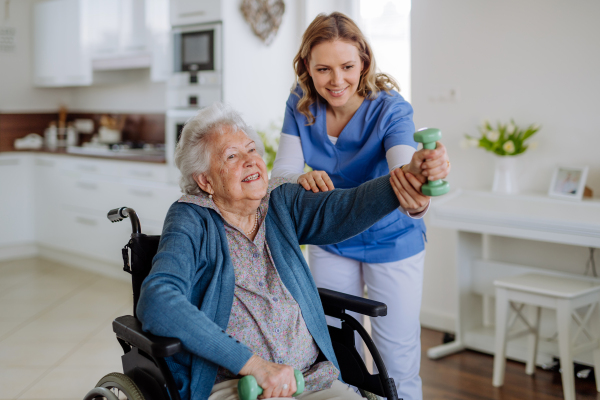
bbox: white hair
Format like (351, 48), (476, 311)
(174, 102), (265, 195)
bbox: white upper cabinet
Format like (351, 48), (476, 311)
(33, 0), (169, 87)
(33, 0), (92, 87)
(170, 0), (221, 26)
(83, 0), (121, 57)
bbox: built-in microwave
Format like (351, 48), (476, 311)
(172, 23), (221, 78)
(169, 22), (222, 109)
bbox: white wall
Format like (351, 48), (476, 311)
(412, 0), (600, 331)
(221, 0), (302, 130)
(70, 69), (167, 113)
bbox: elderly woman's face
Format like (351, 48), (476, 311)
(198, 128), (268, 205)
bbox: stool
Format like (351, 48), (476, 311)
(492, 273), (600, 400)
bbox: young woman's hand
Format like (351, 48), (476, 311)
(390, 168), (430, 214)
(297, 170), (335, 192)
(405, 142), (451, 182)
(239, 355), (297, 398)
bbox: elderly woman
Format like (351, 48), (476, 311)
(136, 102), (430, 400)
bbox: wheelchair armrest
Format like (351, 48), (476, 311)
(113, 315), (182, 358)
(318, 288), (387, 318)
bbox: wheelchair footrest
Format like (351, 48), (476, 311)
(113, 315), (182, 358)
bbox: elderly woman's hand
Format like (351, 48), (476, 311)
(390, 168), (430, 214)
(404, 141), (450, 182)
(239, 355), (297, 398)
(297, 170), (335, 193)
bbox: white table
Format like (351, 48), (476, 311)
(427, 189), (600, 366)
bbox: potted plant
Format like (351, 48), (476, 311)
(464, 120), (540, 194)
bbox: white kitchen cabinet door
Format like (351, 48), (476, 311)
(33, 0), (92, 87)
(34, 156), (66, 248)
(170, 0), (221, 26)
(120, 0), (148, 53)
(83, 0), (120, 57)
(146, 0), (171, 81)
(0, 155), (35, 246)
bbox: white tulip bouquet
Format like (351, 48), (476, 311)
(464, 120), (540, 156)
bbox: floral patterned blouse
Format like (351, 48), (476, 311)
(178, 178), (339, 391)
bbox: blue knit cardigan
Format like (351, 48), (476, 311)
(136, 175), (401, 400)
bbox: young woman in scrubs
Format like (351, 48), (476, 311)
(271, 13), (450, 400)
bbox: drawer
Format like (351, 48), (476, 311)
(58, 175), (119, 214)
(55, 209), (132, 264)
(119, 163), (168, 182)
(119, 182), (181, 226)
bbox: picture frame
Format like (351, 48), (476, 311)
(548, 165), (589, 201)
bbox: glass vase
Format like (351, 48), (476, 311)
(492, 156), (519, 194)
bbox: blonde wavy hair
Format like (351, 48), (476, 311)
(292, 12), (399, 125)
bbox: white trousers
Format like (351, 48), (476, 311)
(309, 246), (425, 400)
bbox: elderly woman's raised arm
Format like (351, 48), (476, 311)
(136, 203), (254, 374)
(272, 174), (401, 246)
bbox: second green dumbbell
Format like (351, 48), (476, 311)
(413, 128), (450, 196)
(238, 369), (305, 400)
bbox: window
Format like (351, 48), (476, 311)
(359, 0), (411, 101)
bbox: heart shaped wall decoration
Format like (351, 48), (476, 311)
(240, 0), (285, 46)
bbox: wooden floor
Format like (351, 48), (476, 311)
(421, 328), (600, 400)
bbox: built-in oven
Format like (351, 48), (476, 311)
(165, 109), (199, 183)
(168, 22), (222, 109)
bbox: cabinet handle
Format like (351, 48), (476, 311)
(179, 11), (205, 18)
(78, 164), (97, 172)
(124, 45), (145, 51)
(0, 159), (19, 166)
(129, 188), (154, 197)
(35, 159), (54, 167)
(75, 216), (98, 226)
(129, 170), (153, 178)
(76, 181), (98, 190)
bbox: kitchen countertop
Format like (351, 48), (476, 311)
(3, 148), (167, 164)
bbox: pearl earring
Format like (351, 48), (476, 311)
(209, 194), (213, 199)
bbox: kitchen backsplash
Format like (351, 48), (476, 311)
(0, 112), (166, 152)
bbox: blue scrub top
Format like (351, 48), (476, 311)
(281, 87), (426, 263)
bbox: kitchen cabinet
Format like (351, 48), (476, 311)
(33, 0), (169, 87)
(34, 154), (180, 256)
(86, 0), (151, 68)
(0, 154), (35, 248)
(32, 0), (92, 87)
(170, 0), (221, 26)
(1, 152), (181, 276)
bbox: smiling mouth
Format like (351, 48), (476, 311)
(242, 173), (260, 182)
(327, 87), (348, 96)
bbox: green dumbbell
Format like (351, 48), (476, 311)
(413, 128), (450, 196)
(238, 369), (305, 400)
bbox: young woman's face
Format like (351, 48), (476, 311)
(307, 40), (364, 109)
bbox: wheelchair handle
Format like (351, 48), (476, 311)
(107, 207), (141, 235)
(238, 369), (304, 400)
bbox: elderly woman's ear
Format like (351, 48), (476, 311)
(194, 173), (214, 196)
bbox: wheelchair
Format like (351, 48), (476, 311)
(83, 207), (400, 400)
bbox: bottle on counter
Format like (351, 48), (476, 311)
(56, 123), (67, 148)
(56, 105), (68, 148)
(66, 122), (78, 147)
(44, 121), (58, 150)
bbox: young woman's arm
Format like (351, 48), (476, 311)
(271, 133), (305, 182)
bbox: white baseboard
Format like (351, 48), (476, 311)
(38, 245), (129, 283)
(420, 306), (456, 333)
(0, 242), (39, 261)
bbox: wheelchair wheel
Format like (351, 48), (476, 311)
(94, 372), (144, 400)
